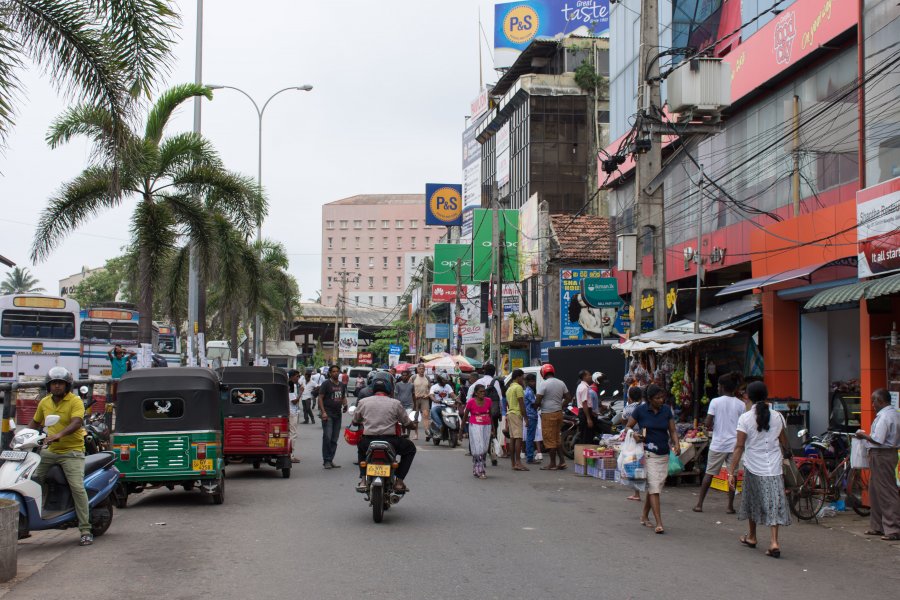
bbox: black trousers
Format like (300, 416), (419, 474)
(301, 399), (315, 423)
(358, 435), (416, 480)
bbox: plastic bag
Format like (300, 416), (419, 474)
(850, 438), (868, 469)
(617, 430), (646, 481)
(667, 450), (683, 476)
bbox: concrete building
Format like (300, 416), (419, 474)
(320, 195), (446, 310)
(58, 265), (104, 297)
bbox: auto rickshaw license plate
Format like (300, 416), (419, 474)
(366, 464), (391, 477)
(192, 459), (213, 471)
(268, 438), (286, 447)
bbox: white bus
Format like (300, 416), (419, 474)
(79, 303), (145, 378)
(154, 322), (182, 366)
(0, 294), (83, 384)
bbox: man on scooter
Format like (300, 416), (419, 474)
(353, 379), (417, 493)
(28, 367), (93, 546)
(428, 373), (457, 441)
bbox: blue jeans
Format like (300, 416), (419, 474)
(430, 405), (444, 433)
(525, 413), (538, 461)
(321, 413), (342, 463)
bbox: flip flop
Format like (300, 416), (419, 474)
(881, 534), (900, 541)
(692, 507), (703, 513)
(627, 496), (642, 501)
(726, 509), (737, 514)
(766, 548), (781, 558)
(556, 463), (568, 471)
(739, 535), (757, 548)
(513, 466), (530, 471)
(540, 465), (557, 470)
(864, 530), (885, 536)
(640, 520), (654, 528)
(655, 526), (665, 534)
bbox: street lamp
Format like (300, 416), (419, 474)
(206, 83), (314, 363)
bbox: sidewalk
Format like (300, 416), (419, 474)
(0, 529), (83, 597)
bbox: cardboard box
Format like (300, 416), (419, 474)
(574, 444), (594, 466)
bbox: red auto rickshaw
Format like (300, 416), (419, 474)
(217, 366), (292, 478)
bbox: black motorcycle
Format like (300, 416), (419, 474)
(80, 387), (110, 455)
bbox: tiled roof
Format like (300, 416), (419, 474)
(549, 214), (612, 262)
(327, 194), (424, 206)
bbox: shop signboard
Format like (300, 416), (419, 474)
(425, 183), (463, 227)
(496, 123), (510, 187)
(338, 328), (359, 359)
(519, 194), (540, 280)
(357, 352), (373, 365)
(433, 244), (473, 285)
(425, 323), (450, 339)
(431, 284), (467, 303)
(472, 208), (519, 282)
(502, 283), (521, 316)
(388, 344), (402, 357)
(460, 323), (485, 344)
(559, 269), (623, 340)
(857, 176), (900, 277)
(493, 1), (611, 69)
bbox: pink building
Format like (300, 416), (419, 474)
(321, 195), (446, 310)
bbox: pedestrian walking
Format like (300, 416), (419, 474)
(287, 369), (303, 463)
(576, 370), (597, 445)
(535, 364), (571, 471)
(317, 365), (348, 469)
(854, 388), (900, 541)
(524, 373), (540, 464)
(694, 373), (745, 513)
(300, 368), (321, 424)
(462, 384), (493, 479)
(506, 369), (528, 471)
(728, 381), (791, 558)
(412, 364), (431, 437)
(625, 384), (680, 534)
(394, 370), (415, 411)
(622, 386), (643, 501)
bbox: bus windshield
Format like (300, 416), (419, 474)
(1, 309), (76, 340)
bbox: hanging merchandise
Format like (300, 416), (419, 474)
(700, 357), (711, 406)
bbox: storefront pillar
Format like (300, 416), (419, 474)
(762, 290), (800, 397)
(859, 297), (900, 428)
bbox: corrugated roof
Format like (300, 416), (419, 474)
(265, 341), (300, 357)
(549, 214), (612, 262)
(295, 303), (395, 326)
(865, 271), (900, 300)
(804, 280), (870, 310)
(327, 194), (425, 206)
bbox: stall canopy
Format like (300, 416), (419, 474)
(804, 271), (900, 310)
(717, 257), (858, 297)
(665, 297), (761, 333)
(615, 327), (741, 353)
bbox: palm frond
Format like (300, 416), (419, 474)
(30, 165), (121, 261)
(0, 20), (24, 146)
(159, 243), (189, 323)
(131, 198), (175, 291)
(144, 83), (211, 144)
(45, 103), (124, 148)
(185, 168), (264, 237)
(157, 132), (222, 176)
(90, 0), (180, 98)
(159, 192), (212, 263)
(7, 0), (130, 149)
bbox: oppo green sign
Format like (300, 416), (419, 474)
(433, 244), (473, 285)
(472, 208), (519, 283)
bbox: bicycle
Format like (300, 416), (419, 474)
(789, 430), (871, 520)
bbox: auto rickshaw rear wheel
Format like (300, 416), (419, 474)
(211, 474), (225, 505)
(253, 460), (261, 469)
(282, 467), (291, 479)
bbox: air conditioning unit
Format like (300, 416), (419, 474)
(666, 58), (731, 115)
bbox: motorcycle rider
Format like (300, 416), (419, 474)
(427, 373), (457, 441)
(353, 379), (417, 493)
(28, 367), (93, 546)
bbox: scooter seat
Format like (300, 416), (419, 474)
(84, 451), (116, 476)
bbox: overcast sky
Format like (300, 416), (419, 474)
(1, 0), (501, 300)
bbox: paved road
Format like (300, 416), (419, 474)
(5, 416), (900, 599)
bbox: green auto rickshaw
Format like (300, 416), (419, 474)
(112, 368), (225, 506)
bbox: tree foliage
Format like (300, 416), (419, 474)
(68, 254), (131, 306)
(367, 319), (411, 365)
(0, 266), (44, 294)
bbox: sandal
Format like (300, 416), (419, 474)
(739, 535), (757, 548)
(540, 465), (557, 470)
(556, 463), (568, 470)
(864, 530), (885, 536)
(655, 526), (665, 534)
(513, 466), (530, 471)
(881, 534), (900, 541)
(766, 548), (781, 558)
(640, 519), (654, 528)
(80, 533), (94, 546)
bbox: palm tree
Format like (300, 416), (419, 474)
(0, 1), (179, 148)
(1, 266), (45, 294)
(30, 83), (261, 343)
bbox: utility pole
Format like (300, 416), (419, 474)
(631, 0), (667, 335)
(455, 260), (463, 355)
(186, 0), (203, 366)
(491, 206), (501, 366)
(332, 271), (358, 365)
(694, 164), (704, 335)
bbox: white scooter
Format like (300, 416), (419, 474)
(0, 415), (119, 539)
(428, 398), (461, 448)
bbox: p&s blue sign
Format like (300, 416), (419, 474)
(425, 183), (463, 226)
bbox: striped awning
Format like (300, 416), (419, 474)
(803, 280), (870, 310)
(865, 272), (900, 300)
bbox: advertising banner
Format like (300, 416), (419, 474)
(433, 243), (474, 285)
(338, 328), (359, 359)
(460, 323), (485, 344)
(857, 177), (900, 277)
(389, 344), (402, 356)
(409, 331), (417, 355)
(431, 284), (468, 303)
(425, 183), (463, 226)
(357, 352), (373, 365)
(461, 208), (476, 242)
(472, 208), (519, 282)
(519, 193), (540, 280)
(495, 122), (510, 187)
(426, 323), (450, 339)
(494, 0), (611, 69)
(559, 269), (623, 340)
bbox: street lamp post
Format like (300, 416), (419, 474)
(206, 84), (313, 364)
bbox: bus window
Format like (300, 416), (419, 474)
(1, 310), (77, 340)
(110, 322), (139, 343)
(158, 336), (176, 353)
(81, 321), (110, 342)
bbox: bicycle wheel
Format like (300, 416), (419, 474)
(846, 467), (871, 517)
(790, 461), (827, 520)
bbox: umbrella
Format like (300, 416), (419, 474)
(460, 356), (483, 369)
(425, 355), (474, 373)
(421, 352), (449, 362)
(450, 355), (478, 371)
(394, 362), (415, 373)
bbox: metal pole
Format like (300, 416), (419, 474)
(254, 106), (263, 364)
(187, 0), (203, 366)
(455, 260), (463, 354)
(491, 206), (500, 365)
(792, 95), (801, 217)
(694, 164), (703, 335)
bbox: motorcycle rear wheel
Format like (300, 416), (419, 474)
(372, 485), (384, 523)
(449, 430), (459, 448)
(91, 497), (114, 537)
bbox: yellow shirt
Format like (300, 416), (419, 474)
(33, 392), (86, 454)
(506, 382), (524, 416)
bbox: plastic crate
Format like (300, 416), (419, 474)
(574, 464), (588, 477)
(711, 467), (742, 492)
(593, 468), (618, 481)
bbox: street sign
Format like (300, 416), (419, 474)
(425, 323), (450, 339)
(357, 352), (373, 365)
(388, 344), (402, 356)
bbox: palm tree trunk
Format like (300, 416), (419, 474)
(229, 305), (239, 361)
(137, 243), (154, 345)
(198, 270), (208, 351)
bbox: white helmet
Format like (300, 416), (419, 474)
(46, 366), (74, 392)
(592, 371), (605, 385)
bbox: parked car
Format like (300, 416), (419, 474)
(347, 367), (372, 396)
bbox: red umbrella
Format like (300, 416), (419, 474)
(394, 362), (415, 373)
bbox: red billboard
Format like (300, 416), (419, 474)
(857, 177), (900, 277)
(431, 284), (467, 303)
(356, 352), (373, 365)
